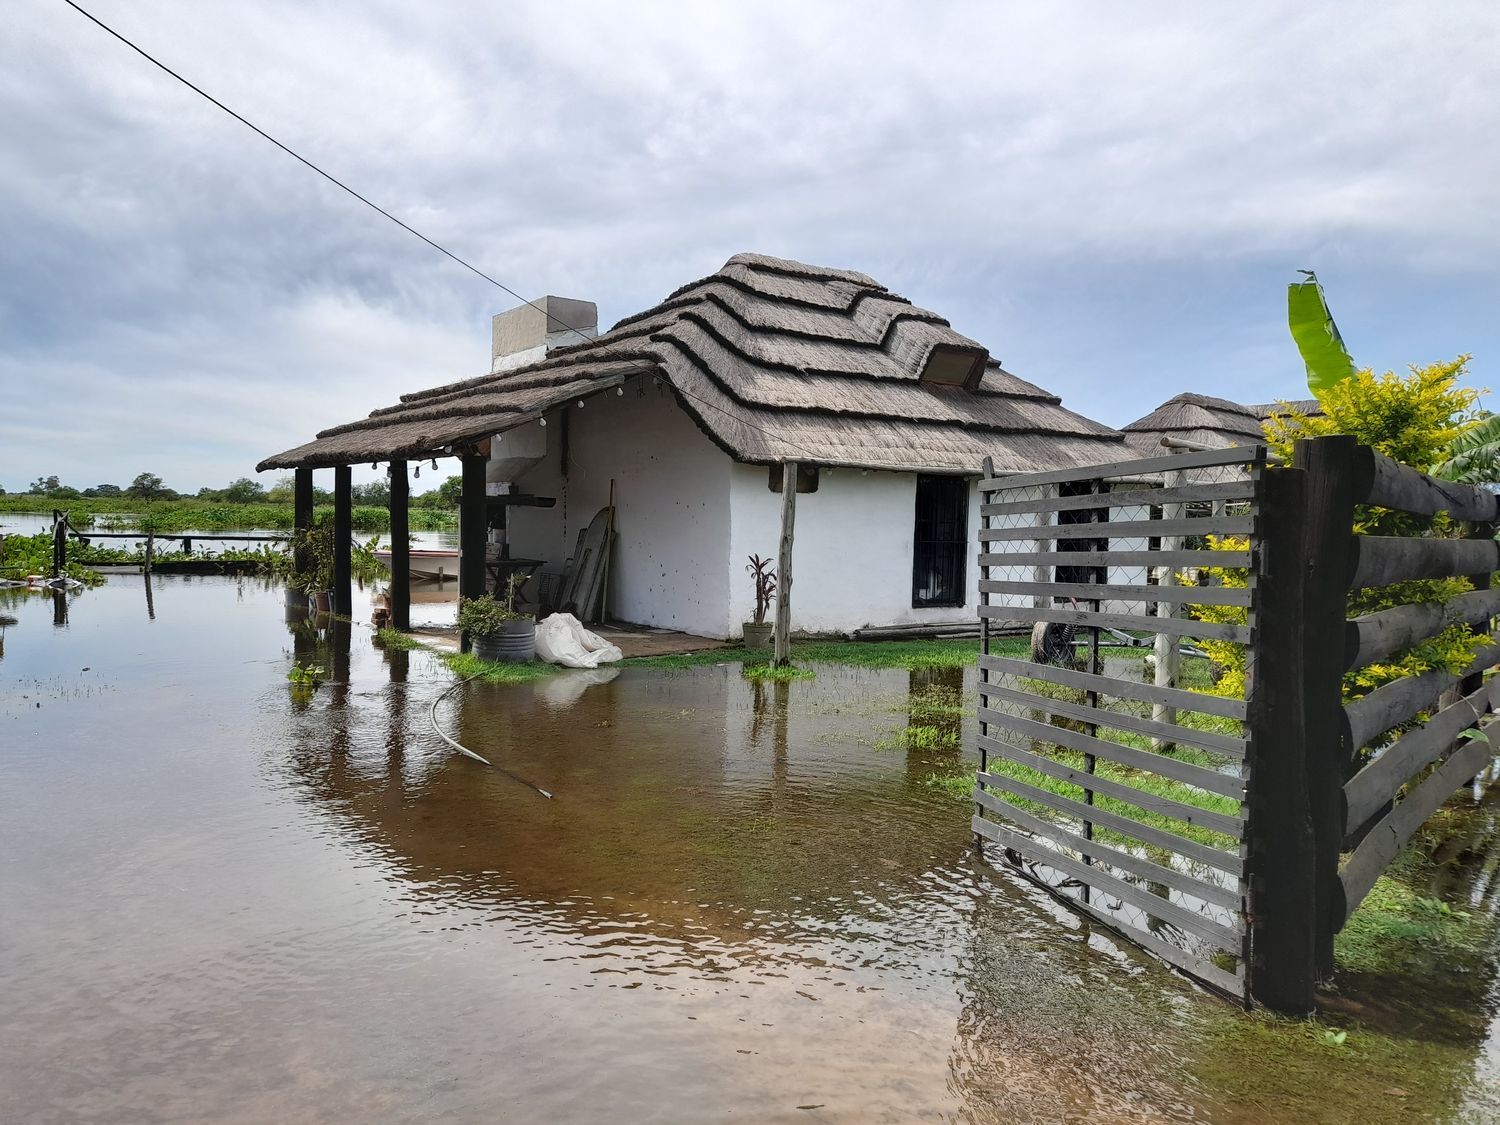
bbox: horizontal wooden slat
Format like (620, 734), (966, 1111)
(968, 791), (1242, 909)
(1344, 642), (1500, 751)
(975, 778), (1242, 875)
(1339, 737), (1492, 922)
(980, 516), (1255, 543)
(1350, 535), (1500, 590)
(1361, 449), (1499, 522)
(980, 578), (1252, 608)
(980, 549), (1252, 570)
(1345, 588), (1500, 672)
(981, 733), (1244, 835)
(984, 483), (1254, 522)
(980, 680), (1245, 758)
(980, 652), (1248, 720)
(979, 445), (1266, 492)
(981, 604), (1252, 644)
(979, 711), (1246, 800)
(981, 480), (1257, 517)
(1344, 678), (1500, 829)
(972, 813), (1244, 948)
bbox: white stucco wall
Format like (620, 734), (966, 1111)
(502, 376), (732, 637)
(726, 463), (982, 636)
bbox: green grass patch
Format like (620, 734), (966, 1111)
(441, 651), (559, 683)
(741, 661), (815, 681)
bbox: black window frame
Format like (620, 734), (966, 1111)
(912, 474), (969, 608)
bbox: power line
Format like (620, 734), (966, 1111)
(61, 0), (823, 463)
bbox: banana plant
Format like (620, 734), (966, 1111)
(1288, 270), (1356, 396)
(1431, 412), (1500, 484)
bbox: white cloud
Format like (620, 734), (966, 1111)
(2, 0), (1498, 490)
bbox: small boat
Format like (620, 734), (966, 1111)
(374, 548), (460, 582)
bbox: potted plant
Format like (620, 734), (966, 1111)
(742, 554), (777, 648)
(458, 574), (535, 662)
(282, 517), (336, 611)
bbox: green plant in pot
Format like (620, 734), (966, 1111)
(458, 574), (535, 663)
(742, 554), (776, 648)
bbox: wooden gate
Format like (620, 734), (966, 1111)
(972, 445), (1265, 1001)
(972, 436), (1500, 1014)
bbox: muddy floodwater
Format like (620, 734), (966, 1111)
(5, 575), (1500, 1122)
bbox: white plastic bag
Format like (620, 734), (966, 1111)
(534, 612), (624, 669)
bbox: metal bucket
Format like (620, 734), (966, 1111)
(473, 620), (536, 663)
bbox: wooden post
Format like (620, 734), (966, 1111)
(773, 461), (797, 666)
(293, 466), (314, 590)
(1291, 435), (1360, 978)
(1152, 467), (1188, 748)
(459, 453), (489, 650)
(1245, 465), (1318, 1015)
(51, 510), (65, 578)
(388, 460), (410, 631)
(333, 465), (352, 616)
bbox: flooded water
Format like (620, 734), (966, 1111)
(4, 575), (1500, 1122)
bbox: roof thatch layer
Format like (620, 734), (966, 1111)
(259, 253), (1127, 474)
(1121, 392), (1320, 455)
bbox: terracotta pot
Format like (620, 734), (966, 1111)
(312, 591), (332, 613)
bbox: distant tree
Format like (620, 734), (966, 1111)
(411, 475), (463, 509)
(127, 472), (170, 501)
(265, 476), (295, 504)
(83, 484), (123, 497)
(50, 486), (82, 499)
(219, 477), (267, 504)
(28, 475), (61, 495)
(352, 480), (390, 506)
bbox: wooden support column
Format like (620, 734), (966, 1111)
(1291, 435), (1360, 979)
(459, 453), (489, 651)
(333, 465), (352, 616)
(388, 461), (410, 631)
(1245, 464), (1318, 1015)
(773, 461), (797, 666)
(293, 466), (315, 589)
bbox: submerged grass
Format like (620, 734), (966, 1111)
(621, 636), (991, 670)
(374, 628), (558, 683)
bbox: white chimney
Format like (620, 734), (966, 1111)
(487, 296), (598, 486)
(491, 295), (598, 373)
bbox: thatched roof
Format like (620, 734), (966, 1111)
(259, 253), (1126, 474)
(1121, 392), (1320, 455)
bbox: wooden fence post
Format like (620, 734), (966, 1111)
(1246, 465), (1319, 1015)
(1291, 435), (1361, 979)
(774, 461), (798, 666)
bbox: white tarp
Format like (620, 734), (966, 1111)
(534, 612), (624, 669)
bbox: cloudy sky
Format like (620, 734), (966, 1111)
(3, 0), (1498, 493)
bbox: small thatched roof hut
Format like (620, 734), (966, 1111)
(1121, 392), (1320, 455)
(260, 253), (1125, 475)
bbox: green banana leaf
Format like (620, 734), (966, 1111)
(1288, 271), (1356, 396)
(1431, 413), (1500, 484)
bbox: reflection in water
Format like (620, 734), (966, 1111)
(3, 576), (1500, 1122)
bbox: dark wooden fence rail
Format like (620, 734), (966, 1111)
(973, 434), (1500, 1015)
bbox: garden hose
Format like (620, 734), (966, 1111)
(428, 671), (554, 799)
